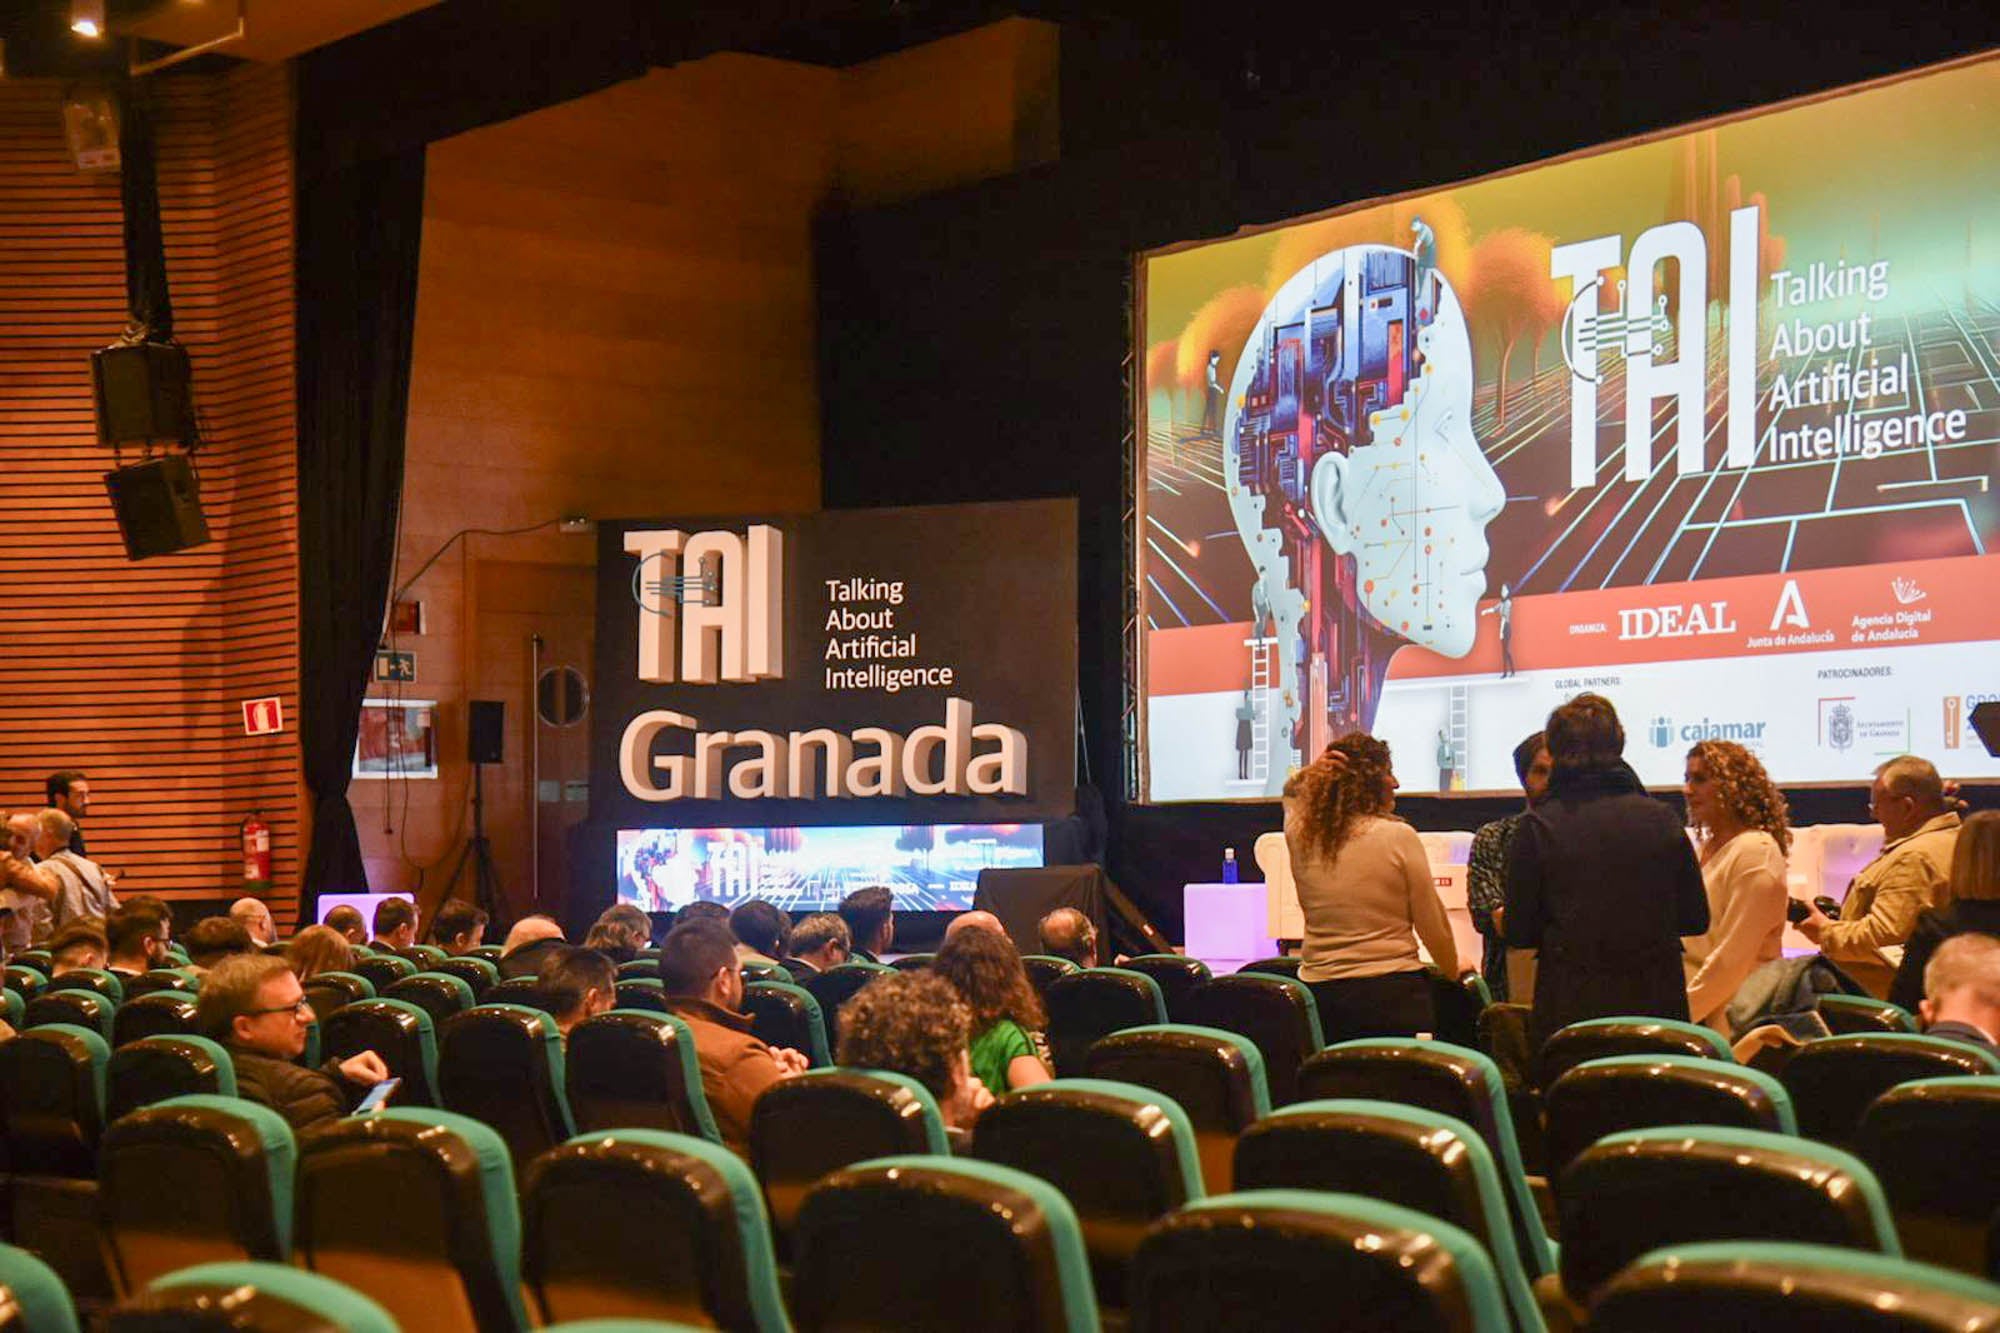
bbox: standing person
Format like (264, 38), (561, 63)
(1504, 693), (1709, 1052)
(1799, 754), (1962, 998)
(1200, 349), (1224, 436)
(1466, 732), (1552, 1003)
(932, 925), (1054, 1094)
(1, 811), (58, 956)
(1283, 734), (1458, 1042)
(33, 809), (116, 938)
(45, 771), (90, 855)
(1436, 731), (1455, 791)
(1681, 740), (1791, 1029)
(1890, 811), (2000, 1014)
(1235, 690), (1255, 780)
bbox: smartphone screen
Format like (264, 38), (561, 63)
(351, 1077), (401, 1115)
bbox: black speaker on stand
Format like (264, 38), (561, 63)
(446, 700), (506, 923)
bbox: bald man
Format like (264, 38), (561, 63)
(1037, 908), (1098, 969)
(35, 808), (116, 939)
(499, 914), (566, 980)
(230, 897), (277, 947)
(944, 910), (1006, 942)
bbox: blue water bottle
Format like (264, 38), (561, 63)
(1222, 847), (1239, 884)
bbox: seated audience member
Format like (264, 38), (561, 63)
(674, 900), (730, 929)
(499, 914), (567, 980)
(933, 924), (1053, 1093)
(1917, 933), (2000, 1054)
(730, 899), (792, 965)
(943, 910), (1005, 943)
(48, 922), (108, 976)
(836, 972), (994, 1132)
(35, 808), (117, 937)
(1681, 739), (1791, 1029)
(659, 920), (807, 1153)
(370, 896), (418, 952)
(196, 953), (390, 1132)
(230, 896), (277, 947)
(1466, 731), (1550, 1003)
(106, 902), (172, 977)
(287, 924), (355, 982)
(839, 885), (896, 964)
(538, 946), (618, 1037)
(582, 903), (650, 963)
(324, 905), (368, 947)
(1892, 811), (2000, 1013)
(1286, 734), (1460, 1042)
(1036, 908), (1098, 969)
(429, 899), (489, 955)
(1800, 754), (1962, 998)
(185, 916), (257, 971)
(783, 913), (851, 978)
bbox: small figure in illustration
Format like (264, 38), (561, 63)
(1481, 582), (1516, 678)
(1235, 688), (1256, 779)
(1201, 348), (1224, 437)
(1436, 729), (1455, 791)
(1411, 216), (1437, 321)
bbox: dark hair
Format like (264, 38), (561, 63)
(730, 899), (792, 958)
(185, 916), (255, 968)
(658, 920), (739, 997)
(45, 770), (85, 804)
(835, 972), (970, 1102)
(372, 896), (417, 938)
(49, 922), (106, 969)
(537, 946), (617, 1020)
(107, 902), (169, 959)
(431, 899), (488, 947)
(934, 925), (1045, 1032)
(1511, 731), (1547, 787)
(673, 900), (731, 930)
(788, 913), (850, 959)
(839, 886), (894, 948)
(1545, 693), (1625, 777)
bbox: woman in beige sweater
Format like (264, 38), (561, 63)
(1681, 739), (1790, 1029)
(1284, 733), (1458, 1042)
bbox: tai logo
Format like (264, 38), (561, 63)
(1649, 716), (1674, 748)
(624, 525), (784, 685)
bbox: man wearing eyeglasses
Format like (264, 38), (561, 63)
(195, 953), (390, 1131)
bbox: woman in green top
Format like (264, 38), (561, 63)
(933, 924), (1054, 1094)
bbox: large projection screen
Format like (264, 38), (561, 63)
(1136, 53), (1999, 801)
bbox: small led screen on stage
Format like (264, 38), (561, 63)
(1135, 54), (2000, 799)
(616, 823), (1046, 914)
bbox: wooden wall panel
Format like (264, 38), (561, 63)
(0, 66), (303, 927)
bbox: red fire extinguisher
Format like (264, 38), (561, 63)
(241, 812), (272, 890)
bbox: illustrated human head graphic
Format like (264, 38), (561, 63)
(1226, 243), (1504, 775)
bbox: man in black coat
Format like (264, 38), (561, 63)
(1503, 694), (1709, 1053)
(196, 953), (391, 1132)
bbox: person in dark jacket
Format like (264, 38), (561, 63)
(196, 953), (390, 1133)
(1503, 693), (1709, 1054)
(1890, 810), (2000, 1014)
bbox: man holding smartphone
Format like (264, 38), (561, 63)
(196, 953), (391, 1132)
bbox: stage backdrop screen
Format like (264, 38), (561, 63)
(1136, 54), (1999, 799)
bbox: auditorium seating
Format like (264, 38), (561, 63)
(1554, 1126), (1901, 1311)
(105, 1037), (236, 1122)
(470, 945), (506, 965)
(792, 1156), (1098, 1333)
(1117, 955), (1212, 1023)
(393, 944), (448, 970)
(321, 998), (440, 1107)
(0, 1024), (113, 1303)
(1022, 953), (1079, 1001)
(613, 977), (672, 1013)
(109, 1261), (397, 1333)
(1534, 1016), (1732, 1090)
(1180, 972), (1323, 1105)
(1231, 1101), (1540, 1333)
(1296, 1039), (1554, 1279)
(42, 969), (122, 1006)
(1857, 1076), (2000, 1277)
(383, 972), (477, 1026)
(0, 1242), (78, 1333)
(437, 1004), (576, 1170)
(1085, 1023), (1269, 1193)
(740, 959), (788, 985)
(798, 961), (890, 1047)
(299, 970), (374, 1017)
(98, 1095), (295, 1294)
(349, 953), (416, 993)
(614, 959), (657, 982)
(11, 952), (51, 975)
(110, 994), (199, 1047)
(1591, 1241), (2000, 1332)
(1818, 993), (1919, 1034)
(293, 1108), (529, 1333)
(888, 952), (935, 971)
(1542, 1055), (1795, 1185)
(22, 991), (114, 1043)
(1129, 1190), (1510, 1332)
(1236, 956), (1303, 980)
(1, 987), (18, 1031)
(120, 969), (200, 1002)
(566, 1011), (720, 1141)
(742, 979), (832, 1067)
(1044, 968), (1168, 1077)
(1780, 1032), (2000, 1148)
(749, 1069), (948, 1251)
(4, 966), (44, 1002)
(486, 975), (552, 1011)
(1431, 967), (1490, 1050)
(521, 1129), (789, 1331)
(970, 1078), (1204, 1311)
(431, 955), (499, 1001)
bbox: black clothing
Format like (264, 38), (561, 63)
(1307, 969), (1434, 1042)
(782, 958), (820, 982)
(228, 1046), (360, 1133)
(69, 827), (86, 857)
(498, 936), (566, 980)
(850, 948), (879, 966)
(1889, 899), (2000, 1014)
(1503, 762), (1709, 1051)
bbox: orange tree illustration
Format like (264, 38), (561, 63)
(1464, 227), (1564, 428)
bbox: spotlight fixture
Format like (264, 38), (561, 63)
(71, 0), (107, 39)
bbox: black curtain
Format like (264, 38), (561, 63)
(295, 149), (427, 912)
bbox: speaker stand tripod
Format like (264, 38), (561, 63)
(444, 760), (504, 923)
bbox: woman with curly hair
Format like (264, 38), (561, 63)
(1890, 810), (2000, 1014)
(1681, 739), (1791, 1028)
(837, 971), (995, 1130)
(933, 925), (1053, 1093)
(1283, 732), (1457, 1041)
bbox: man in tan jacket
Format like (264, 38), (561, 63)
(1801, 755), (1961, 998)
(661, 918), (807, 1154)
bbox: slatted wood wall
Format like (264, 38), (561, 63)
(0, 64), (302, 927)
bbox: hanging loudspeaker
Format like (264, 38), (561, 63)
(103, 456), (210, 560)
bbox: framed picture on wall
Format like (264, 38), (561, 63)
(353, 698), (439, 780)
